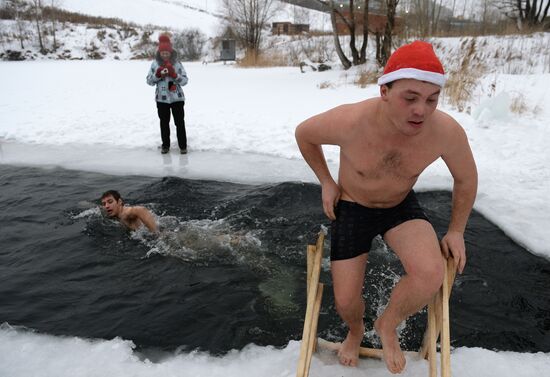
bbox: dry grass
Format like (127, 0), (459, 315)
(443, 38), (486, 112)
(43, 6), (140, 29)
(510, 93), (528, 114)
(236, 50), (291, 68)
(354, 70), (379, 88)
(318, 81), (335, 89)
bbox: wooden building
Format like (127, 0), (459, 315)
(272, 22), (310, 35)
(334, 11), (405, 34)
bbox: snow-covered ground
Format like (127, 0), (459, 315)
(1, 1), (549, 376)
(1, 58), (550, 375)
(1, 323), (549, 377)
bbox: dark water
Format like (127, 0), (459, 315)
(0, 165), (549, 355)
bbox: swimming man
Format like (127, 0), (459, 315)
(100, 190), (158, 233)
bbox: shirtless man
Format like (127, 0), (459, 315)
(100, 190), (158, 233)
(295, 41), (477, 374)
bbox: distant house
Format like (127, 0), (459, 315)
(272, 22), (310, 35)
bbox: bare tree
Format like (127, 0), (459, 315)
(441, 0), (457, 33)
(327, 0), (351, 69)
(494, 0), (550, 30)
(359, 0), (369, 64)
(221, 0), (280, 60)
(411, 0), (444, 36)
(479, 0), (496, 34)
(47, 0), (62, 51)
(430, 0), (444, 34)
(5, 0), (28, 49)
(376, 0), (399, 66)
(30, 0), (46, 53)
(419, 0), (431, 35)
(449, 0), (457, 16)
(317, 0), (370, 69)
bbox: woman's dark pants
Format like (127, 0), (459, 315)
(156, 101), (186, 150)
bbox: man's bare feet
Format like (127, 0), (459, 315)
(374, 318), (406, 374)
(337, 324), (364, 367)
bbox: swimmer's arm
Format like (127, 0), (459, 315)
(131, 206), (159, 234)
(441, 123), (478, 273)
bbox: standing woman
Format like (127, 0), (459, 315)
(146, 34), (189, 154)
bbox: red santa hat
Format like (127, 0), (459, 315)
(377, 41), (446, 87)
(158, 34), (173, 53)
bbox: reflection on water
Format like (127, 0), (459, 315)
(0, 165), (549, 355)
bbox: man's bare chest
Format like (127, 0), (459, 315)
(342, 143), (438, 180)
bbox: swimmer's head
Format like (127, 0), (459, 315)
(101, 190), (123, 217)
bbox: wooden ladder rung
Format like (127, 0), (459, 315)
(297, 234), (457, 377)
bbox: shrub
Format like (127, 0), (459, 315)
(132, 28), (156, 59)
(3, 49), (25, 61)
(172, 28), (206, 61)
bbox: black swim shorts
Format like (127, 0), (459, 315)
(330, 190), (430, 261)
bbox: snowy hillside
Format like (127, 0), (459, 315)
(59, 0), (330, 35)
(0, 0), (331, 61)
(60, 0), (224, 36)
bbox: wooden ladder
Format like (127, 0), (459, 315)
(296, 232), (457, 377)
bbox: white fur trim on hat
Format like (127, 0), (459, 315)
(377, 68), (446, 87)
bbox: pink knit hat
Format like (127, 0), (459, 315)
(158, 35), (173, 53)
